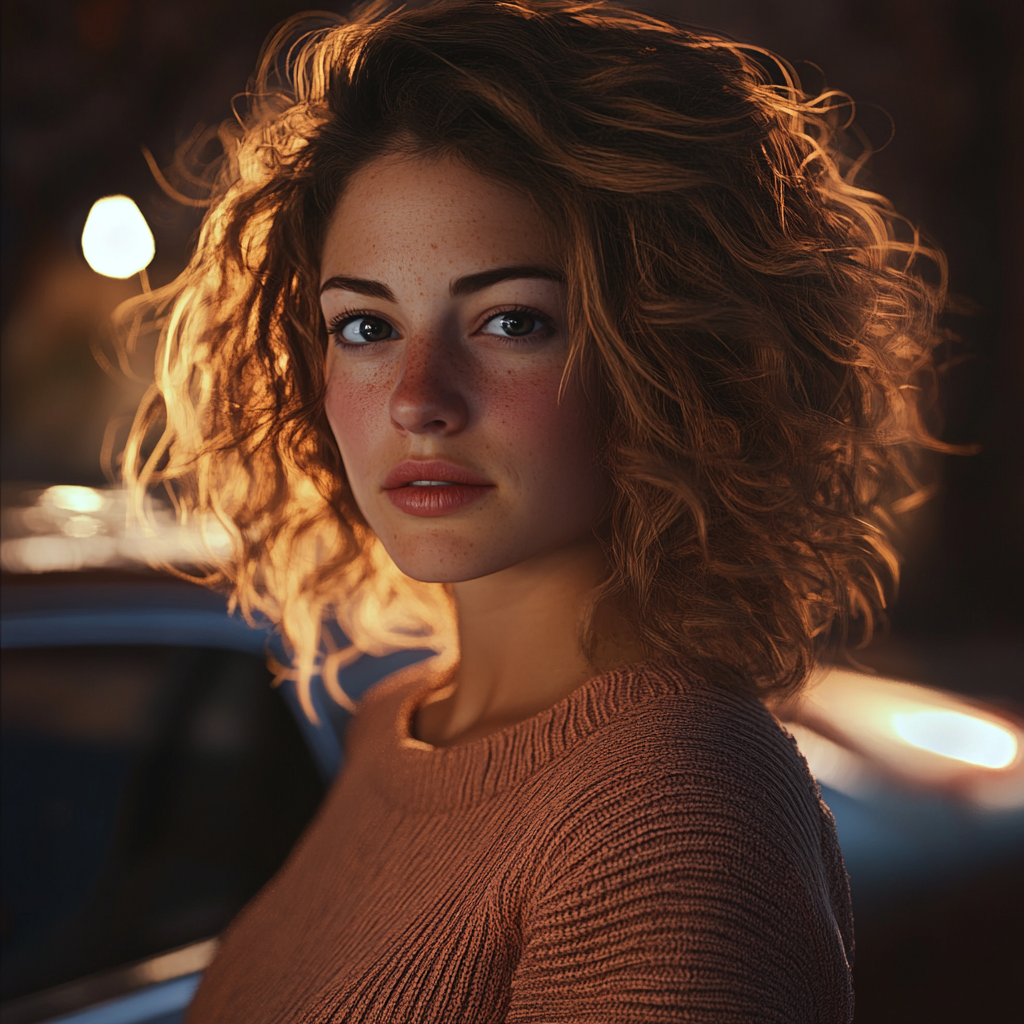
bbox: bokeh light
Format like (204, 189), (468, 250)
(892, 710), (1018, 769)
(43, 484), (105, 513)
(80, 195), (155, 279)
(788, 667), (1024, 808)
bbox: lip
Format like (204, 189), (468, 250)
(382, 460), (494, 518)
(383, 460), (492, 489)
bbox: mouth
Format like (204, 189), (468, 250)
(382, 460), (494, 517)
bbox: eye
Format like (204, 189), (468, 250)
(479, 309), (550, 339)
(332, 314), (398, 345)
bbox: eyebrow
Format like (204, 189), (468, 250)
(319, 276), (396, 301)
(319, 265), (563, 302)
(449, 265), (563, 297)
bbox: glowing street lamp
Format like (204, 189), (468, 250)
(81, 195), (155, 287)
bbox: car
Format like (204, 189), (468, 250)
(1, 568), (431, 1024)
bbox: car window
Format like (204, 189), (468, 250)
(1, 644), (324, 1004)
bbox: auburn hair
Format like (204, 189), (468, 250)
(123, 0), (949, 715)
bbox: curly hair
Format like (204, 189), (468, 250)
(123, 0), (949, 716)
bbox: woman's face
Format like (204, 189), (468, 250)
(320, 154), (606, 584)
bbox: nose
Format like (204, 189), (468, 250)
(389, 336), (469, 436)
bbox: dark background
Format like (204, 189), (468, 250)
(2, 1), (1022, 1020)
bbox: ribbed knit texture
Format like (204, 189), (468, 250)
(188, 660), (854, 1022)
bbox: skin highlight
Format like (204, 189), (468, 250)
(320, 154), (639, 747)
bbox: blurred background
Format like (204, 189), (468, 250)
(1, 1), (1021, 1021)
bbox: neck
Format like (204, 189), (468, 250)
(417, 537), (640, 746)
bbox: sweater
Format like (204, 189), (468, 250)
(187, 660), (855, 1022)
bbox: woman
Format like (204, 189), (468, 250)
(125, 1), (947, 1019)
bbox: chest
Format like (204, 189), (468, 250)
(188, 779), (539, 1023)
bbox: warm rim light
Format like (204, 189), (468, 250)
(81, 195), (155, 279)
(891, 709), (1018, 769)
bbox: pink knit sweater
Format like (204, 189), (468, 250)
(188, 660), (854, 1022)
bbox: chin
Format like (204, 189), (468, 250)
(379, 530), (527, 585)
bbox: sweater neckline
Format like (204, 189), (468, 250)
(360, 658), (695, 810)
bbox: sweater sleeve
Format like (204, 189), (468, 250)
(506, 715), (854, 1024)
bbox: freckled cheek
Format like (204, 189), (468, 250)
(486, 372), (598, 486)
(324, 372), (392, 481)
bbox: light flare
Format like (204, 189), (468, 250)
(892, 710), (1017, 769)
(44, 485), (105, 513)
(1, 487), (234, 574)
(62, 515), (102, 539)
(785, 722), (879, 799)
(81, 195), (155, 279)
(788, 667), (1024, 808)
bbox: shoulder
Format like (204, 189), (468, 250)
(553, 661), (819, 827)
(534, 661), (840, 909)
(515, 663), (854, 1019)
